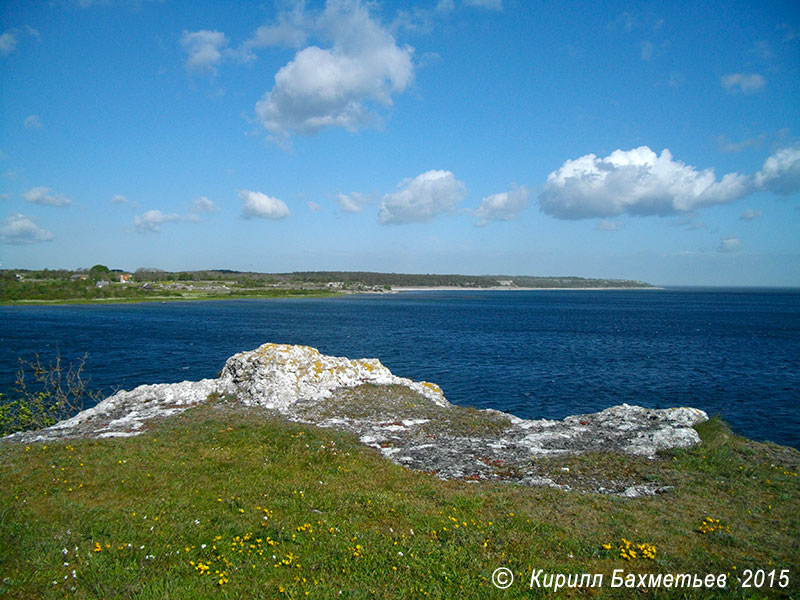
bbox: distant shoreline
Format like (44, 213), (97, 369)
(0, 291), (341, 307)
(0, 287), (667, 306)
(391, 286), (663, 292)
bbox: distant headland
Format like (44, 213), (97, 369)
(1, 267), (654, 305)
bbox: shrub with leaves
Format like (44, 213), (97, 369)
(0, 353), (101, 435)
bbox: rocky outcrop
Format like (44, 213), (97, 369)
(3, 343), (708, 495)
(218, 343), (448, 409)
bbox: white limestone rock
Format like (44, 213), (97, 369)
(4, 379), (218, 442)
(2, 343), (710, 497)
(219, 343), (449, 409)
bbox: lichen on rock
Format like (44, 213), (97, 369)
(217, 343), (448, 409)
(2, 343), (708, 495)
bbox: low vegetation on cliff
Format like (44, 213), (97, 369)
(0, 268), (652, 304)
(1, 401), (797, 599)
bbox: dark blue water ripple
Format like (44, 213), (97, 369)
(1, 289), (798, 449)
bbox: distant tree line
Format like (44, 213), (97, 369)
(1, 268), (652, 303)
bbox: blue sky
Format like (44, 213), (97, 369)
(1, 0), (799, 286)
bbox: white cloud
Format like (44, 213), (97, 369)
(239, 190), (290, 220)
(379, 170), (466, 224)
(23, 186), (72, 207)
(474, 185), (530, 226)
(539, 146), (751, 219)
(463, 0), (503, 9)
(640, 41), (653, 61)
(111, 193), (141, 209)
(1, 26), (39, 56)
(336, 192), (366, 213)
(255, 0), (414, 141)
(0, 31), (17, 55)
(70, 0), (162, 6)
(669, 214), (707, 231)
(307, 201), (323, 212)
(717, 134), (764, 153)
(24, 115), (42, 129)
(133, 210), (184, 233)
(242, 4), (309, 52)
(180, 30), (229, 74)
(0, 214), (54, 244)
(595, 219), (623, 231)
(718, 237), (742, 253)
(740, 209), (763, 221)
(721, 73), (765, 94)
(191, 196), (219, 213)
(750, 40), (773, 61)
(753, 145), (800, 195)
(607, 12), (637, 33)
(777, 23), (797, 43)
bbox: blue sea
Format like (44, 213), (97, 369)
(1, 289), (798, 449)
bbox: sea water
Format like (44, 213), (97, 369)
(1, 288), (798, 448)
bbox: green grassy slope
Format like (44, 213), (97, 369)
(1, 406), (797, 599)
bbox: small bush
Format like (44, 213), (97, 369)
(0, 353), (101, 436)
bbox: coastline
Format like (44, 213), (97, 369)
(0, 287), (665, 306)
(391, 286), (662, 292)
(0, 290), (342, 307)
(2, 343), (798, 598)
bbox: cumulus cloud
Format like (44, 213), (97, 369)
(23, 186), (71, 207)
(191, 196), (219, 213)
(0, 31), (17, 55)
(24, 115), (42, 129)
(239, 190), (290, 220)
(718, 237), (742, 253)
(740, 209), (763, 221)
(753, 145), (800, 195)
(255, 0), (414, 141)
(180, 30), (229, 74)
(134, 210), (184, 233)
(378, 170), (466, 224)
(336, 192), (367, 213)
(111, 193), (141, 209)
(242, 4), (309, 53)
(307, 201), (323, 212)
(474, 185), (530, 226)
(0, 214), (54, 244)
(721, 73), (765, 94)
(538, 146), (751, 219)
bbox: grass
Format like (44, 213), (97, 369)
(0, 403), (798, 599)
(297, 384), (512, 438)
(0, 288), (341, 306)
